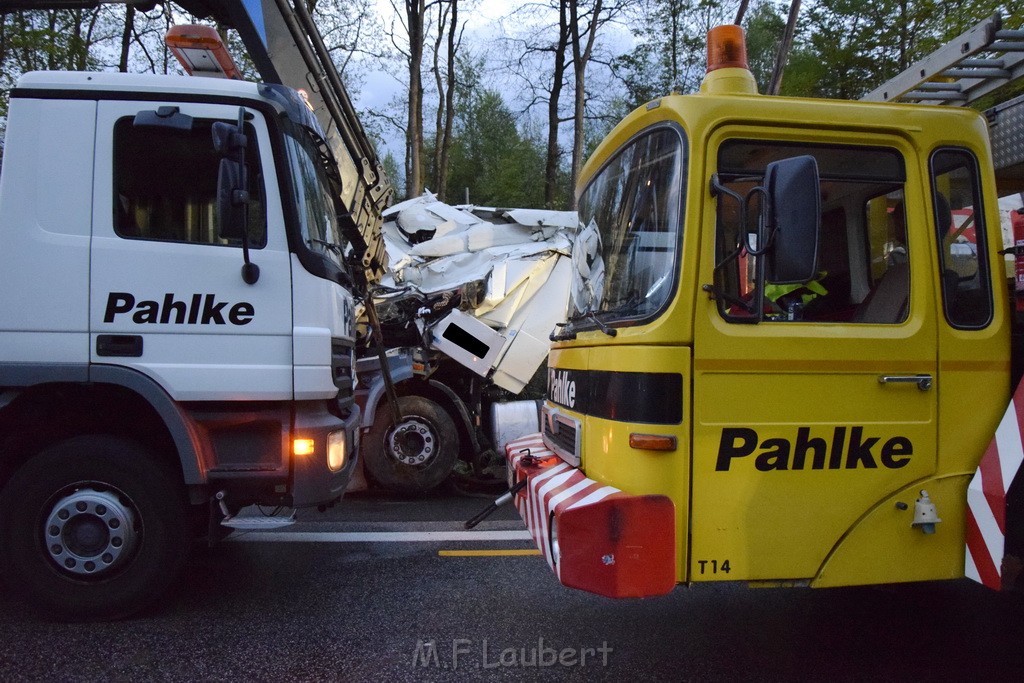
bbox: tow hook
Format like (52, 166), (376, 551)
(465, 447), (540, 529)
(465, 477), (529, 529)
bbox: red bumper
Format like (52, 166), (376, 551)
(505, 433), (676, 598)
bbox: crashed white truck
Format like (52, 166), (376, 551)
(353, 194), (580, 494)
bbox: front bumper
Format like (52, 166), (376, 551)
(505, 433), (676, 598)
(290, 401), (361, 507)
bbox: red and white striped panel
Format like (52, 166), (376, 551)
(505, 433), (620, 576)
(966, 383), (1024, 590)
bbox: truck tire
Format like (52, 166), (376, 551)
(364, 396), (459, 494)
(0, 435), (189, 621)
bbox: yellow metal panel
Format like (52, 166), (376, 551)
(814, 476), (969, 587)
(931, 132), (1011, 479)
(546, 344), (691, 583)
(691, 124), (939, 582)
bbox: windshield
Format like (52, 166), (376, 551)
(574, 126), (685, 323)
(283, 126), (352, 278)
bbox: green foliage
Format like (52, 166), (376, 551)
(382, 151), (405, 203)
(744, 2), (786, 92)
(611, 0), (734, 111)
(2, 2), (1022, 190)
(779, 0), (1020, 100)
(0, 10), (103, 74)
(0, 8), (112, 161)
(439, 88), (547, 207)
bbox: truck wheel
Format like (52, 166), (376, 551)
(364, 396), (459, 494)
(0, 435), (189, 621)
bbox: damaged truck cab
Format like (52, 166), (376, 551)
(508, 21), (1024, 597)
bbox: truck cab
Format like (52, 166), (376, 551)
(0, 71), (360, 618)
(508, 24), (1017, 597)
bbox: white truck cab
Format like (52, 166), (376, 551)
(0, 70), (360, 619)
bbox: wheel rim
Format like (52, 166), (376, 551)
(43, 486), (139, 578)
(385, 417), (437, 467)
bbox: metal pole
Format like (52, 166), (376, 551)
(768, 0), (802, 96)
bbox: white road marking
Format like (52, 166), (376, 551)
(227, 530), (533, 543)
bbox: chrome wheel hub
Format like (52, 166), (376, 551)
(387, 418), (436, 467)
(44, 488), (138, 577)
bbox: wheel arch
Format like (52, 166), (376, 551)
(0, 364), (208, 496)
(363, 377), (478, 454)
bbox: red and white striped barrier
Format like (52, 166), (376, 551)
(966, 382), (1024, 590)
(505, 433), (676, 598)
(506, 434), (618, 571)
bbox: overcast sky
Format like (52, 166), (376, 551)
(356, 0), (634, 160)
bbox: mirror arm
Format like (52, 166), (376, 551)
(234, 108), (259, 285)
(745, 187), (774, 256)
(710, 174), (743, 205)
(237, 177), (259, 285)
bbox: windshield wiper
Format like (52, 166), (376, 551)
(594, 292), (645, 323)
(550, 321), (577, 342)
(309, 237), (342, 254)
(549, 310), (617, 341)
(584, 310), (617, 337)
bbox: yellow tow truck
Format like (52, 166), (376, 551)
(505, 16), (1024, 598)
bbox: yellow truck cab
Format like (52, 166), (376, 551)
(507, 20), (1024, 597)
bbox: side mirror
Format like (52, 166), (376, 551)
(764, 155), (820, 284)
(216, 158), (248, 241)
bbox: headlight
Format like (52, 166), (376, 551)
(328, 430), (346, 471)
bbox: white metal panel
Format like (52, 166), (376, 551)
(88, 100), (293, 401)
(290, 255), (355, 399)
(430, 310), (506, 376)
(0, 97), (95, 363)
(491, 256), (573, 392)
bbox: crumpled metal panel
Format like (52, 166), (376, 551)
(378, 193), (578, 393)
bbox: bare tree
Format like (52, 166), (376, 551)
(306, 0), (377, 83)
(431, 0), (462, 202)
(767, 0), (801, 95)
(544, 0), (569, 209)
(499, 1), (574, 208)
(404, 0), (427, 198)
(118, 4), (134, 72)
(568, 0), (620, 206)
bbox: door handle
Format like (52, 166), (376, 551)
(878, 374), (932, 391)
(96, 334), (143, 358)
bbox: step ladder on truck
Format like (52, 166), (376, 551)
(497, 14), (1024, 599)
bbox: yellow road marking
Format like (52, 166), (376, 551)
(438, 549), (541, 557)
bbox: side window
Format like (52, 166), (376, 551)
(930, 149), (992, 329)
(714, 140), (907, 324)
(112, 117), (266, 247)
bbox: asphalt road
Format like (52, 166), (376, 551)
(2, 491), (1024, 681)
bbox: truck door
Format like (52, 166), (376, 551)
(89, 100), (293, 401)
(691, 134), (938, 583)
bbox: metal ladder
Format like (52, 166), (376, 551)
(861, 13), (1024, 106)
